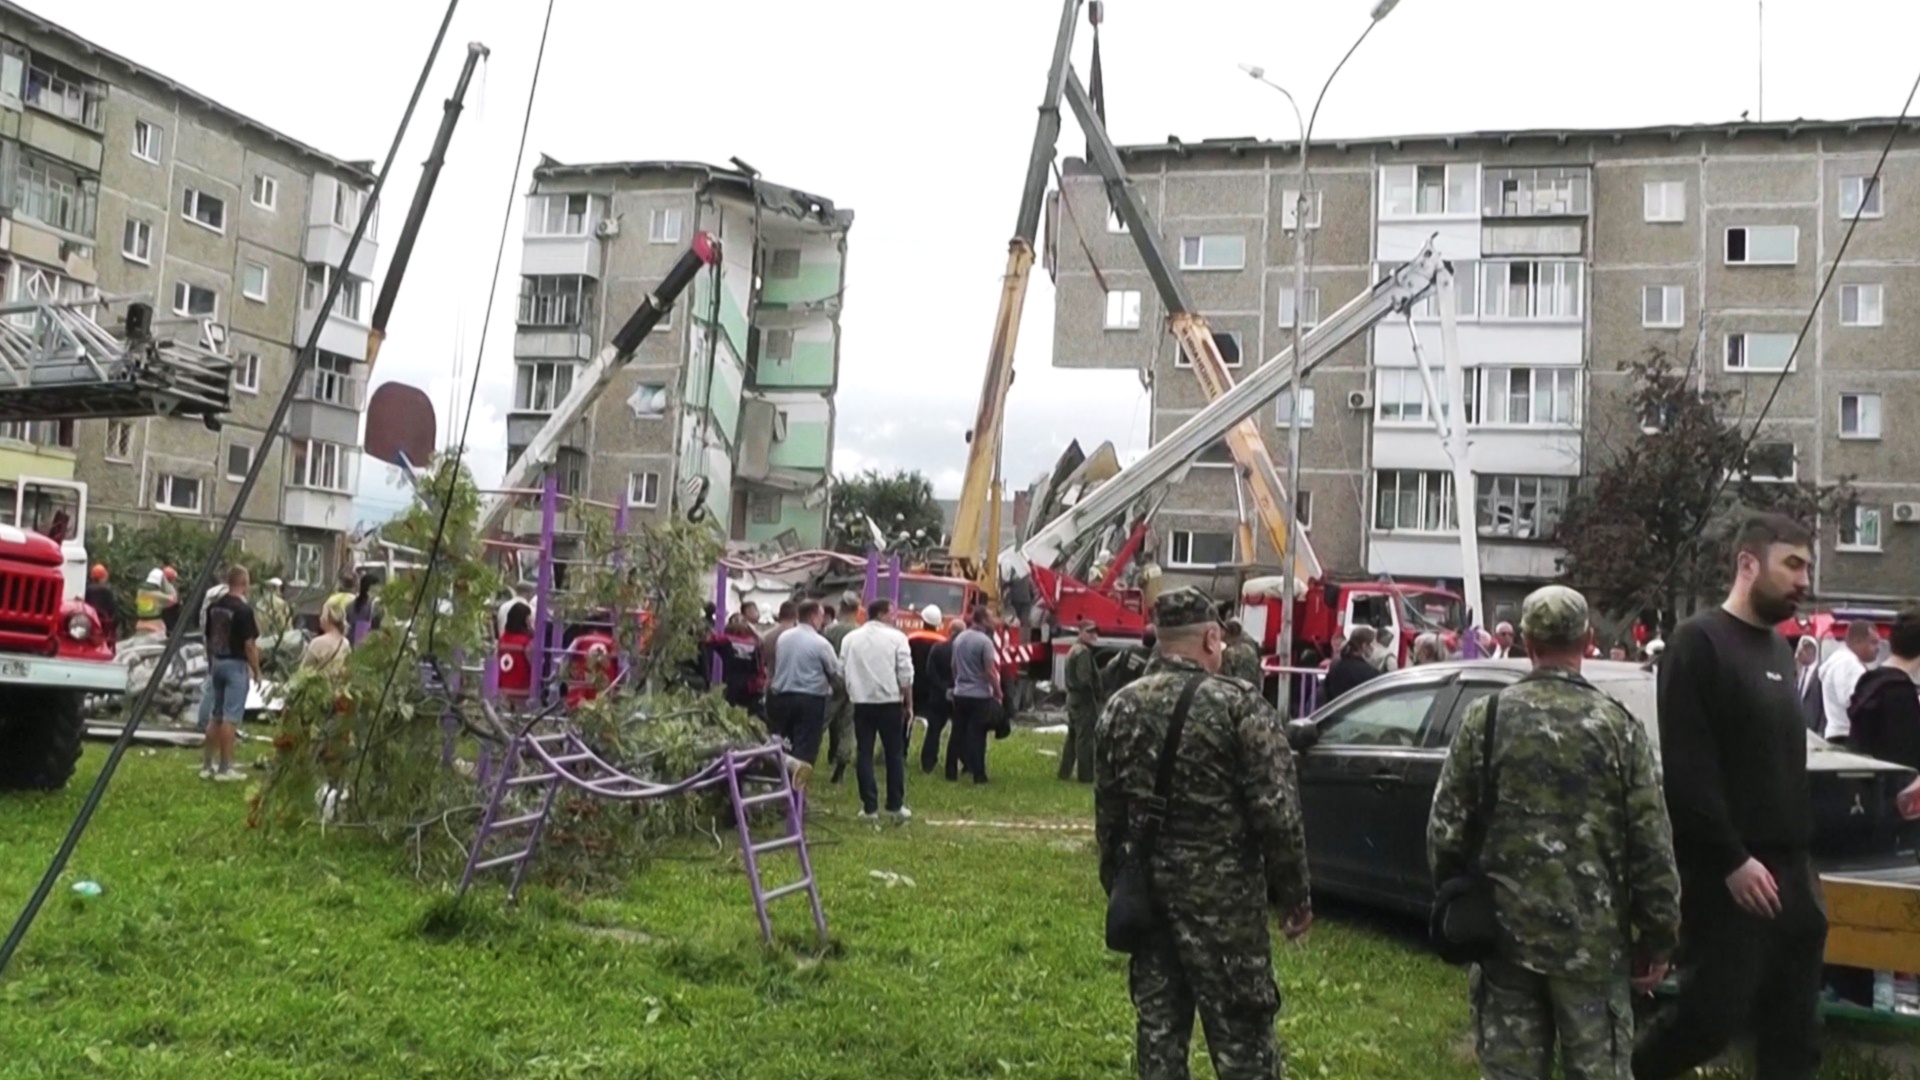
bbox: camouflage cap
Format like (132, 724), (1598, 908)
(1519, 584), (1591, 646)
(1152, 586), (1220, 630)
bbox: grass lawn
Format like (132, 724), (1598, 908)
(1, 728), (1915, 1078)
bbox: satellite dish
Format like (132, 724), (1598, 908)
(363, 382), (437, 469)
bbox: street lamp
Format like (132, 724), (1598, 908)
(1242, 0), (1400, 716)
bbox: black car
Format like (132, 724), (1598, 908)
(1286, 659), (1920, 916)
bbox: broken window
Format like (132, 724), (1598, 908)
(749, 490), (783, 524)
(1742, 442), (1797, 482)
(769, 249), (802, 279)
(1481, 167), (1589, 217)
(763, 329), (794, 361)
(629, 383), (670, 418)
(1476, 475), (1571, 540)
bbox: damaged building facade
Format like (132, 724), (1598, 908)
(1049, 118), (1920, 619)
(505, 159), (850, 567)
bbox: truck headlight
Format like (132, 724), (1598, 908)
(66, 612), (93, 641)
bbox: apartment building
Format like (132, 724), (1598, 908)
(0, 2), (378, 589)
(504, 159), (850, 568)
(1050, 117), (1920, 616)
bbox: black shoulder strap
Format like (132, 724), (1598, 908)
(1470, 691), (1500, 869)
(1135, 673), (1207, 862)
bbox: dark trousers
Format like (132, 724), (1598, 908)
(952, 695), (995, 783)
(853, 702), (907, 813)
(768, 692), (829, 765)
(1633, 854), (1828, 1080)
(919, 699), (954, 775)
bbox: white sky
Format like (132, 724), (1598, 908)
(40, 0), (1920, 522)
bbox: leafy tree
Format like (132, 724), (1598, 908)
(1556, 350), (1855, 633)
(826, 469), (946, 559)
(90, 518), (277, 636)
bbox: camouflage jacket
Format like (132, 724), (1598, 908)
(1064, 643), (1101, 710)
(1094, 655), (1311, 919)
(1101, 645), (1152, 699)
(1428, 668), (1682, 980)
(823, 621), (856, 701)
(1220, 639), (1263, 685)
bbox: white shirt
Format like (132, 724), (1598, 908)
(839, 620), (914, 705)
(1820, 648), (1867, 741)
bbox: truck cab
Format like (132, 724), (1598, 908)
(1240, 576), (1465, 667)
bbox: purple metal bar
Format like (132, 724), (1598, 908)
(709, 564), (729, 686)
(529, 472), (558, 708)
(613, 488), (632, 672)
(887, 554), (901, 608)
(863, 548), (879, 604)
(1461, 626), (1482, 660)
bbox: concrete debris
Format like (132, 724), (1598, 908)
(81, 629), (311, 730)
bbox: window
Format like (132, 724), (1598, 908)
(1477, 475), (1570, 539)
(291, 543), (322, 587)
(1279, 287), (1321, 328)
(630, 383), (670, 418)
(1373, 470), (1456, 533)
(1382, 261), (1479, 320)
(1178, 235), (1246, 271)
(121, 218), (152, 264)
(1104, 289), (1142, 330)
(22, 59), (105, 130)
(1724, 225), (1798, 265)
(104, 420), (133, 462)
(1482, 166), (1589, 217)
(1381, 163), (1478, 218)
(1295, 490), (1314, 530)
(1179, 330), (1241, 368)
(1281, 189), (1322, 230)
(225, 443), (253, 481)
(1840, 175), (1884, 219)
(303, 353), (356, 407)
(749, 490), (784, 525)
(1275, 387), (1316, 428)
(133, 119), (163, 163)
(1643, 180), (1686, 223)
(769, 249), (802, 279)
(172, 281), (217, 318)
(181, 188), (226, 233)
(1642, 285), (1684, 328)
(649, 208), (683, 243)
(628, 471), (662, 509)
(233, 352), (261, 394)
(291, 440), (348, 491)
(1839, 506), (1884, 553)
(1474, 368), (1578, 427)
(1741, 441), (1797, 482)
(16, 152), (98, 236)
(251, 173), (277, 211)
(1840, 393), (1883, 439)
(763, 329), (795, 361)
(1481, 260), (1582, 320)
(332, 183), (365, 229)
(1318, 686), (1441, 749)
(1840, 284), (1884, 327)
(1376, 369), (1445, 424)
(1167, 529), (1234, 568)
(1724, 331), (1796, 372)
(527, 193), (589, 237)
(303, 265), (365, 321)
(153, 474), (202, 514)
(514, 361), (575, 412)
(242, 261), (269, 302)
(517, 275), (595, 328)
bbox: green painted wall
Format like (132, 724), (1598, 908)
(692, 271), (751, 356)
(769, 419), (830, 470)
(759, 263), (840, 307)
(752, 338), (834, 389)
(0, 445), (74, 484)
(743, 500), (827, 547)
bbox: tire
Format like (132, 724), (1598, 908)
(0, 687), (86, 793)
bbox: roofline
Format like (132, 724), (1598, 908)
(532, 157), (854, 228)
(1106, 116), (1920, 162)
(1, 0), (375, 185)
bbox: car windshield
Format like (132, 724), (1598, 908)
(1400, 591), (1464, 633)
(895, 579), (968, 619)
(1593, 671), (1840, 755)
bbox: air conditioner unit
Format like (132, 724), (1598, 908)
(1347, 389), (1372, 410)
(595, 217), (620, 238)
(1893, 502), (1920, 524)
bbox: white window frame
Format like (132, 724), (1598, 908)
(1473, 367), (1580, 428)
(1177, 234), (1246, 272)
(1476, 474), (1571, 540)
(1167, 529), (1235, 568)
(649, 207), (683, 244)
(1379, 163), (1480, 219)
(121, 218), (152, 265)
(241, 261), (269, 302)
(1740, 442), (1798, 483)
(225, 442), (253, 481)
(291, 543), (322, 587)
(290, 439), (349, 493)
(526, 192), (589, 238)
(1375, 368), (1446, 426)
(181, 187), (225, 234)
(628, 471), (662, 509)
(1279, 287), (1321, 329)
(251, 173), (278, 211)
(171, 281), (217, 319)
(1840, 283), (1884, 327)
(1177, 330), (1242, 369)
(104, 419), (133, 463)
(153, 474), (202, 515)
(1281, 189), (1323, 231)
(1724, 225), (1799, 266)
(1480, 260), (1583, 322)
(1839, 392), (1883, 440)
(1104, 289), (1142, 330)
(514, 360), (575, 413)
(1642, 284), (1684, 329)
(1839, 506), (1884, 553)
(1840, 175), (1884, 220)
(1724, 331), (1797, 372)
(132, 119), (162, 164)
(1275, 387), (1316, 428)
(233, 351), (261, 395)
(1643, 180), (1686, 223)
(1372, 469), (1457, 534)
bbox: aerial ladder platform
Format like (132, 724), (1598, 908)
(0, 297), (234, 425)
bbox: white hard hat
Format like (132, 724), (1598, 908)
(921, 604), (942, 625)
(144, 568), (164, 587)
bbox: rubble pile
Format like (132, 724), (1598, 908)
(82, 630), (309, 729)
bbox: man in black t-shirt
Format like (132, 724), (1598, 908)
(197, 565), (261, 783)
(1636, 513), (1828, 1080)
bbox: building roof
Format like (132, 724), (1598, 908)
(1, 0), (375, 184)
(1104, 115), (1920, 163)
(532, 156), (854, 228)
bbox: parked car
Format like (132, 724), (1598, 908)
(1285, 659), (1920, 916)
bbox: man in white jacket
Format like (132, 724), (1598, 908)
(840, 598), (916, 822)
(1820, 620), (1881, 747)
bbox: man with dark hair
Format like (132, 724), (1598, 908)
(840, 597), (914, 821)
(1819, 618), (1880, 748)
(1793, 636), (1824, 734)
(949, 604), (1002, 783)
(767, 599), (840, 767)
(197, 565), (261, 783)
(823, 593), (864, 784)
(1635, 512), (1828, 1080)
(762, 599), (799, 678)
(1848, 609), (1920, 771)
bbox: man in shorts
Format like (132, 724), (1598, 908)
(197, 565), (262, 782)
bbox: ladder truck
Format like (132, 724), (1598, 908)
(0, 295), (235, 791)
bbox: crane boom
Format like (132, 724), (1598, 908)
(477, 233), (719, 537)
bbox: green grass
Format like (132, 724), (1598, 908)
(0, 731), (1913, 1078)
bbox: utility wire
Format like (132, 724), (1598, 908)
(0, 0), (463, 978)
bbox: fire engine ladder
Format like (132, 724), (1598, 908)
(0, 297), (234, 423)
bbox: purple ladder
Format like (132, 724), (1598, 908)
(724, 744), (829, 947)
(458, 731), (565, 903)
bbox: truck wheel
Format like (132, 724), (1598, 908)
(0, 688), (86, 793)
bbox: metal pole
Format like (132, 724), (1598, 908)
(863, 547), (879, 605)
(530, 473), (557, 706)
(710, 564), (729, 687)
(1279, 137), (1308, 716)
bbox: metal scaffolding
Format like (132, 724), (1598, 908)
(0, 296), (234, 425)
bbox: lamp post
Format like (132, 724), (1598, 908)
(1242, 0), (1399, 716)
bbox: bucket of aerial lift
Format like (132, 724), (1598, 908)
(364, 382), (438, 469)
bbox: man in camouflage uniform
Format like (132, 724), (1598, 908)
(1058, 620), (1101, 783)
(1427, 585), (1681, 1080)
(823, 593), (863, 784)
(1220, 618), (1263, 685)
(1101, 627), (1157, 700)
(1095, 588), (1311, 1080)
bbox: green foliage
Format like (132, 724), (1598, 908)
(565, 508), (725, 688)
(826, 469), (946, 560)
(89, 518), (277, 634)
(1557, 351), (1856, 626)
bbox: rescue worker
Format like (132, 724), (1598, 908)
(1428, 585), (1681, 1080)
(1101, 627), (1156, 700)
(1095, 588), (1311, 1079)
(157, 566), (183, 634)
(134, 566), (171, 635)
(84, 563), (119, 642)
(823, 593), (863, 785)
(255, 576), (293, 650)
(1219, 618), (1263, 684)
(1057, 619), (1100, 783)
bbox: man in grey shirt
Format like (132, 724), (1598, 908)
(950, 605), (1003, 784)
(769, 599), (842, 765)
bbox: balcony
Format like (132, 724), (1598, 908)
(281, 440), (358, 532)
(522, 193), (602, 277)
(297, 266), (371, 358)
(515, 275), (598, 360)
(287, 358), (365, 444)
(304, 174), (379, 281)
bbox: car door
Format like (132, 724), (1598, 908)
(1402, 675), (1513, 907)
(1297, 673), (1452, 908)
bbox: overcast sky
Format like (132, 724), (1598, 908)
(42, 0), (1920, 523)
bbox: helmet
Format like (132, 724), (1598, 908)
(920, 604), (942, 626)
(89, 563), (108, 582)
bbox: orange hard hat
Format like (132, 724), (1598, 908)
(89, 563), (107, 582)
